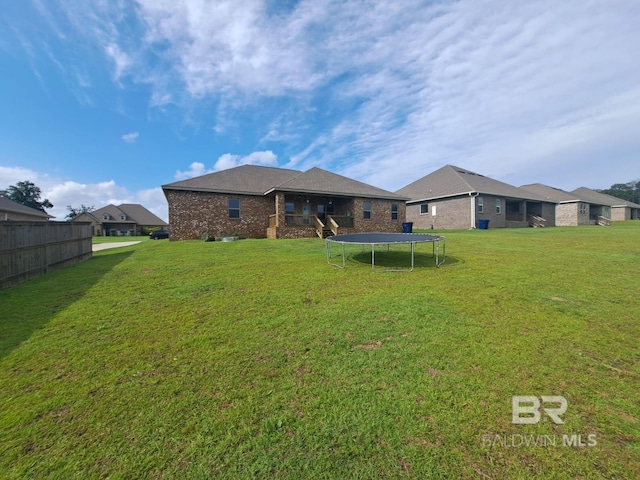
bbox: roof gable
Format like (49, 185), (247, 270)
(91, 204), (132, 222)
(571, 187), (640, 208)
(519, 183), (581, 203)
(79, 204), (167, 225)
(162, 165), (302, 195)
(397, 165), (548, 202)
(162, 164), (406, 200)
(0, 196), (53, 218)
(117, 204), (167, 225)
(271, 167), (407, 200)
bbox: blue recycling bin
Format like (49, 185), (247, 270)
(478, 219), (489, 230)
(402, 222), (413, 233)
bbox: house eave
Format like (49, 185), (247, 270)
(407, 191), (476, 204)
(264, 187), (409, 201)
(406, 190), (554, 205)
(162, 185), (263, 196)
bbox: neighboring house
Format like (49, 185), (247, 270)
(72, 204), (167, 236)
(162, 165), (407, 240)
(396, 165), (556, 230)
(571, 187), (640, 221)
(0, 196), (53, 221)
(520, 184), (611, 226)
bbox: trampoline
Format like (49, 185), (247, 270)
(326, 233), (445, 272)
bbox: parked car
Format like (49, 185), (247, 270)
(149, 229), (169, 240)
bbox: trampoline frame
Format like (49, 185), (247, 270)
(326, 233), (446, 272)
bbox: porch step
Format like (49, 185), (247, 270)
(528, 214), (546, 228)
(321, 228), (332, 238)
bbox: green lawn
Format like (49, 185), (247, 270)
(92, 235), (150, 244)
(1, 223), (639, 478)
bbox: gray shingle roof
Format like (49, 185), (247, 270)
(162, 165), (302, 195)
(0, 196), (53, 218)
(86, 204), (166, 225)
(89, 205), (136, 223)
(163, 165), (406, 200)
(571, 187), (640, 208)
(117, 204), (167, 226)
(519, 183), (582, 203)
(269, 167), (407, 200)
(397, 165), (549, 203)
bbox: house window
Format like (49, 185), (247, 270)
(579, 204), (588, 215)
(477, 197), (484, 213)
(391, 203), (398, 220)
(506, 202), (521, 213)
(420, 203), (429, 215)
(496, 199), (502, 215)
(103, 214), (109, 220)
(229, 199), (240, 219)
(285, 202), (295, 214)
(363, 201), (372, 220)
(119, 214), (126, 221)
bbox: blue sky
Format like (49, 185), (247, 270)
(1, 0), (640, 222)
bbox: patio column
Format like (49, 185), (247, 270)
(275, 192), (285, 227)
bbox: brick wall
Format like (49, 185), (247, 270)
(407, 196), (471, 230)
(408, 196), (560, 230)
(166, 190), (406, 240)
(540, 202), (557, 226)
(350, 198), (405, 233)
(556, 202), (589, 227)
(165, 190), (274, 240)
(611, 207), (629, 221)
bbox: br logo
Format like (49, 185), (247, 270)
(512, 396), (568, 424)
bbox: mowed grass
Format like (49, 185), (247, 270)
(92, 235), (150, 244)
(1, 223), (639, 479)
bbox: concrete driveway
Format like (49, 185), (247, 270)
(92, 241), (142, 252)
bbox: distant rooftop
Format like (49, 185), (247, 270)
(397, 165), (549, 203)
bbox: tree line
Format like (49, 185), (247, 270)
(0, 180), (94, 219)
(597, 180), (640, 204)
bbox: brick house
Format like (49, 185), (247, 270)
(0, 196), (53, 221)
(72, 204), (167, 236)
(162, 165), (407, 240)
(520, 184), (611, 226)
(396, 165), (556, 230)
(571, 187), (640, 221)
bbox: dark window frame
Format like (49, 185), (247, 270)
(363, 201), (372, 220)
(229, 198), (241, 219)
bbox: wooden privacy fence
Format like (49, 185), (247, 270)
(0, 221), (92, 289)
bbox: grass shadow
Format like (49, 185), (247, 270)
(0, 250), (133, 360)
(349, 249), (461, 269)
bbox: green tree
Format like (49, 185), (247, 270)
(598, 179), (640, 204)
(0, 180), (53, 213)
(65, 204), (96, 220)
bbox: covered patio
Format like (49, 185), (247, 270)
(268, 193), (358, 239)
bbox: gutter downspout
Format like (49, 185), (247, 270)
(469, 192), (479, 229)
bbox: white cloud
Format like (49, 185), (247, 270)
(105, 42), (132, 82)
(174, 162), (211, 180)
(0, 167), (168, 222)
(121, 131), (139, 143)
(9, 0), (640, 193)
(174, 151), (279, 181)
(213, 151), (278, 171)
(0, 166), (42, 186)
